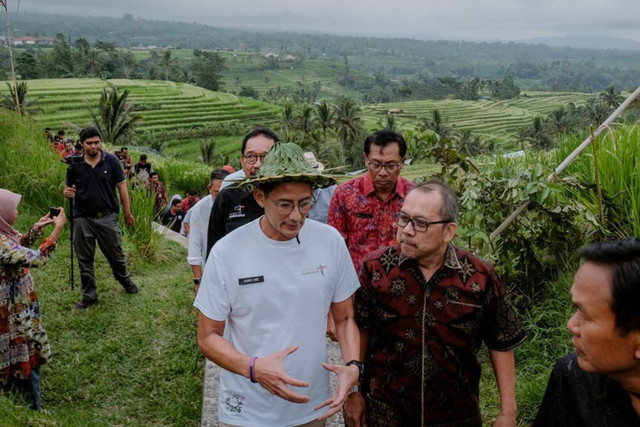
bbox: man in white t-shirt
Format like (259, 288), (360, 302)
(187, 168), (230, 292)
(194, 143), (362, 426)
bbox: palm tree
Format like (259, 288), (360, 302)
(280, 103), (296, 142)
(156, 50), (179, 81)
(88, 87), (142, 144)
(199, 138), (217, 165)
(599, 86), (624, 110)
(334, 96), (364, 165)
(1, 0), (20, 115)
(314, 100), (334, 133)
(1, 81), (42, 116)
(421, 109), (454, 140)
(455, 129), (487, 156)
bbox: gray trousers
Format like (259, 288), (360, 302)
(73, 213), (132, 302)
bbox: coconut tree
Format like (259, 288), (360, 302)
(156, 49), (179, 81)
(199, 138), (217, 165)
(333, 96), (364, 165)
(599, 86), (624, 110)
(1, 81), (42, 116)
(280, 103), (296, 142)
(88, 87), (142, 144)
(1, 0), (20, 115)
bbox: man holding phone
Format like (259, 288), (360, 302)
(63, 126), (138, 310)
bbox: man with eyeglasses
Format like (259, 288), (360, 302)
(206, 128), (279, 259)
(195, 143), (362, 426)
(328, 130), (413, 274)
(345, 179), (525, 427)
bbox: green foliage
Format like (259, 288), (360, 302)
(119, 185), (160, 259)
(199, 137), (217, 165)
(0, 110), (65, 212)
(555, 124), (640, 237)
(190, 49), (226, 91)
(0, 81), (42, 116)
(88, 86), (142, 144)
(152, 156), (212, 196)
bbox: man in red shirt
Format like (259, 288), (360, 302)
(328, 130), (413, 273)
(180, 190), (200, 214)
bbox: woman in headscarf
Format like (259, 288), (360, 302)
(0, 189), (66, 410)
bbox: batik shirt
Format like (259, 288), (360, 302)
(355, 244), (526, 426)
(0, 228), (55, 384)
(328, 173), (412, 272)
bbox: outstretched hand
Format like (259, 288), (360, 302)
(315, 363), (360, 420)
(254, 345), (310, 403)
(34, 213), (54, 230)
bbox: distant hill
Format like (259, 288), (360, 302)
(520, 35), (640, 51)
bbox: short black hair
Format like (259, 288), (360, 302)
(364, 129), (407, 157)
(140, 154), (148, 161)
(578, 238), (640, 334)
(79, 126), (102, 143)
(121, 147), (128, 151)
(186, 189), (197, 196)
(241, 127), (279, 155)
(171, 198), (181, 207)
(210, 168), (230, 183)
(58, 129), (66, 136)
(149, 171), (158, 178)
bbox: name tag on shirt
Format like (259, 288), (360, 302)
(238, 276), (264, 285)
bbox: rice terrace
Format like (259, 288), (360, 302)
(1, 5), (640, 427)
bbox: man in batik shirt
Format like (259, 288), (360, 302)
(346, 180), (525, 427)
(328, 130), (413, 273)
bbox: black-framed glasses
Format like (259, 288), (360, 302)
(267, 196), (316, 215)
(243, 154), (267, 164)
(395, 212), (450, 233)
(367, 161), (403, 172)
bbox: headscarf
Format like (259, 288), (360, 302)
(0, 189), (22, 244)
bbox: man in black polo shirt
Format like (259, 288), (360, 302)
(64, 127), (138, 310)
(205, 128), (278, 258)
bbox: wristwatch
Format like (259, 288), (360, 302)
(345, 359), (364, 383)
(193, 278), (201, 285)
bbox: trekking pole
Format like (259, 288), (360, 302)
(69, 196), (74, 290)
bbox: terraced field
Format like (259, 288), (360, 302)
(363, 92), (594, 151)
(11, 78), (281, 135)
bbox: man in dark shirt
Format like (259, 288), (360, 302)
(64, 127), (138, 310)
(346, 179), (525, 427)
(161, 199), (185, 233)
(205, 128), (279, 258)
(134, 154), (152, 185)
(534, 238), (640, 426)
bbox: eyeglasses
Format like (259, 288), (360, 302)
(367, 161), (403, 172)
(267, 196), (316, 215)
(395, 212), (450, 233)
(243, 154), (267, 164)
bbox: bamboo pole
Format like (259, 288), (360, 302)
(1, 1), (21, 116)
(489, 84), (640, 241)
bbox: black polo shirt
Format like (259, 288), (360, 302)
(206, 184), (263, 258)
(66, 151), (125, 218)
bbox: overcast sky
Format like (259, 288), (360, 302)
(13, 0), (640, 42)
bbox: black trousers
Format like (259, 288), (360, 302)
(73, 213), (133, 302)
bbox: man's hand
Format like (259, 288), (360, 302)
(254, 345), (310, 403)
(344, 391), (367, 426)
(124, 212), (135, 228)
(493, 410), (516, 427)
(64, 185), (76, 198)
(315, 363), (360, 420)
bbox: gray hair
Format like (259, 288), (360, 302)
(409, 179), (459, 223)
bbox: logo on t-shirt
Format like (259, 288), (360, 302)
(224, 392), (245, 413)
(229, 204), (245, 219)
(302, 265), (327, 276)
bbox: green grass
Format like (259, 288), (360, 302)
(0, 213), (202, 425)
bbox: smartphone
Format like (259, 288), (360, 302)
(50, 207), (61, 218)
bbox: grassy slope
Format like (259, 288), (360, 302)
(0, 216), (202, 425)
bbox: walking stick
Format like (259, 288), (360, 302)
(69, 196), (74, 290)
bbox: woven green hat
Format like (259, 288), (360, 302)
(238, 142), (336, 191)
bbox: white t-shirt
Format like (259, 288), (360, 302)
(187, 194), (214, 267)
(194, 218), (359, 426)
